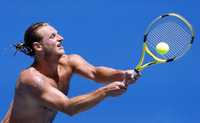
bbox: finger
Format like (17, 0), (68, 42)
(111, 89), (127, 96)
(122, 72), (129, 85)
(118, 83), (127, 90)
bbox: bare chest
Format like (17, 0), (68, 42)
(48, 66), (73, 94)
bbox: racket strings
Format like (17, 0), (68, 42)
(151, 23), (190, 57)
(150, 23), (190, 51)
(146, 18), (192, 60)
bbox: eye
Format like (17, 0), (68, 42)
(49, 33), (56, 39)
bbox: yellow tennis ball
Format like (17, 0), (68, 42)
(156, 42), (169, 55)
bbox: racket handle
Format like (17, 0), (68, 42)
(122, 69), (139, 85)
(134, 69), (140, 74)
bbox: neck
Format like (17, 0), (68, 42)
(32, 55), (61, 78)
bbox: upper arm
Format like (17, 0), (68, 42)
(68, 54), (97, 80)
(67, 54), (124, 82)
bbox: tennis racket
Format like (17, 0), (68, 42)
(134, 13), (195, 72)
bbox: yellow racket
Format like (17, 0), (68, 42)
(135, 13), (195, 72)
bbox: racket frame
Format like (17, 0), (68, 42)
(135, 13), (195, 72)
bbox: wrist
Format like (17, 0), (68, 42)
(97, 87), (108, 98)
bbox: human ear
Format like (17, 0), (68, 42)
(33, 42), (43, 52)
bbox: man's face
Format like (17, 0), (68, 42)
(37, 25), (65, 57)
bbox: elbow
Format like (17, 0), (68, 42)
(64, 109), (79, 117)
(65, 112), (76, 117)
(61, 103), (80, 116)
(65, 110), (78, 117)
(68, 113), (76, 117)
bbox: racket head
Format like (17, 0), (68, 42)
(144, 13), (195, 62)
(135, 13), (195, 71)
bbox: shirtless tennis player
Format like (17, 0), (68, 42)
(2, 22), (140, 123)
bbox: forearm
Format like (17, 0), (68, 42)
(94, 66), (125, 83)
(63, 88), (107, 116)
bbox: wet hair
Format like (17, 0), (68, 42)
(14, 22), (48, 57)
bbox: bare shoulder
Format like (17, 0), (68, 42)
(69, 54), (85, 63)
(17, 68), (44, 92)
(62, 54), (82, 61)
(60, 54), (83, 65)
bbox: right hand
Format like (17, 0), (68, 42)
(123, 69), (141, 85)
(100, 81), (127, 97)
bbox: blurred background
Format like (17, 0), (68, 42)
(0, 0), (200, 123)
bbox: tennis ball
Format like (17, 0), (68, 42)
(156, 42), (169, 55)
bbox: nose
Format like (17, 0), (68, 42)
(57, 34), (64, 41)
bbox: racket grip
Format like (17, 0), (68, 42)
(134, 69), (139, 73)
(131, 69), (141, 81)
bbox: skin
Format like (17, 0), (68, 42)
(2, 24), (140, 123)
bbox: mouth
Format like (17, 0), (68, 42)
(57, 42), (63, 48)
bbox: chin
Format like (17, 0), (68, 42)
(57, 49), (65, 55)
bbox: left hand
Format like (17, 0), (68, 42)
(122, 69), (141, 85)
